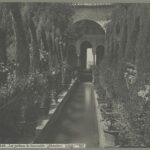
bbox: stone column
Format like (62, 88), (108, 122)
(77, 55), (80, 67)
(76, 42), (80, 67)
(92, 46), (96, 66)
(92, 45), (96, 83)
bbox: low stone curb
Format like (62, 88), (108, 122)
(93, 86), (106, 148)
(93, 85), (115, 148)
(33, 78), (78, 143)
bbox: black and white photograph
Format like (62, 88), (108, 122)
(0, 1), (149, 148)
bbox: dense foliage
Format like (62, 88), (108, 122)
(0, 3), (77, 143)
(95, 4), (150, 147)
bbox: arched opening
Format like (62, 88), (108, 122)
(110, 41), (114, 63)
(122, 19), (127, 57)
(73, 19), (105, 35)
(96, 45), (105, 65)
(70, 19), (105, 82)
(130, 17), (140, 62)
(67, 45), (77, 69)
(70, 19), (105, 40)
(80, 41), (93, 70)
(116, 22), (120, 35)
(115, 42), (119, 66)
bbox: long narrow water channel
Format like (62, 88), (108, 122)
(35, 82), (99, 148)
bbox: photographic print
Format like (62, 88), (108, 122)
(0, 1), (149, 149)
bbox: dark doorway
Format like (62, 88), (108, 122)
(96, 45), (104, 65)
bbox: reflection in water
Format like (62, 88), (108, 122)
(35, 82), (99, 148)
(84, 83), (92, 111)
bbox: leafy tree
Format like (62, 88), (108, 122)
(8, 3), (30, 78)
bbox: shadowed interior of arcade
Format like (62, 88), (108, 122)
(71, 19), (105, 81)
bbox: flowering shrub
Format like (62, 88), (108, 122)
(0, 62), (9, 73)
(124, 63), (137, 88)
(138, 84), (150, 102)
(0, 68), (49, 106)
(39, 49), (49, 71)
(0, 61), (17, 104)
(39, 49), (49, 62)
(94, 60), (150, 147)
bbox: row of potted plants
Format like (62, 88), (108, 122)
(94, 62), (150, 147)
